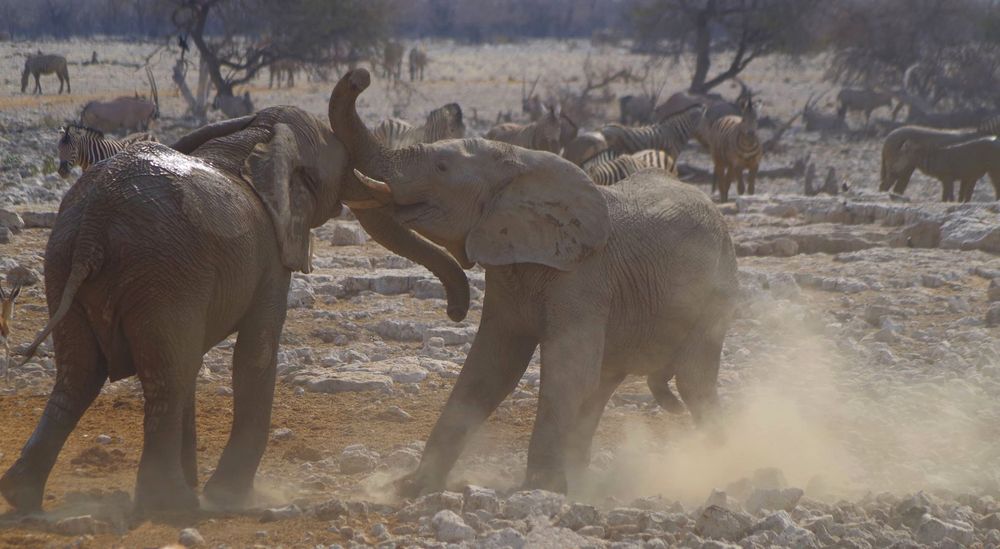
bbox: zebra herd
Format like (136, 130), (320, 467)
(49, 80), (763, 203)
(50, 64), (998, 204)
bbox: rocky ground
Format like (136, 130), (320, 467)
(0, 38), (998, 548)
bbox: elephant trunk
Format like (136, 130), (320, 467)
(328, 69), (470, 322)
(329, 69), (401, 183)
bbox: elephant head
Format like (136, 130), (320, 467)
(330, 69), (610, 272)
(171, 87), (471, 321)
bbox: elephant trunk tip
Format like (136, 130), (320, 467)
(447, 305), (468, 323)
(349, 68), (371, 92)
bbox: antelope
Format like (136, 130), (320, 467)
(1, 283), (22, 381)
(485, 104), (562, 153)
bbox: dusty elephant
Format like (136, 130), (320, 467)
(330, 69), (738, 495)
(0, 101), (470, 514)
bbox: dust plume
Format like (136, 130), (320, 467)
(576, 297), (1000, 505)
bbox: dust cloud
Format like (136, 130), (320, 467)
(576, 298), (1000, 505)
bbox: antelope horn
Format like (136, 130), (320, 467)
(353, 169), (394, 203)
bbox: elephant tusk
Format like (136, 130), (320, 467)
(353, 169), (394, 203)
(342, 198), (385, 210)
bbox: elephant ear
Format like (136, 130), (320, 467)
(243, 123), (315, 273)
(465, 159), (610, 270)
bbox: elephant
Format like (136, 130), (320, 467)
(0, 100), (470, 515)
(329, 69), (739, 495)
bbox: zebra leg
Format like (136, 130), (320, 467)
(748, 163), (758, 195)
(736, 169), (746, 195)
(718, 165), (733, 203)
(712, 162), (724, 196)
(33, 74), (41, 95)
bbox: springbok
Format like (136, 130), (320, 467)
(1, 282), (22, 381)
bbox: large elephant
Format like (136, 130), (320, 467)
(329, 69), (739, 495)
(0, 101), (470, 514)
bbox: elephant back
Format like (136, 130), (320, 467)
(188, 107), (325, 176)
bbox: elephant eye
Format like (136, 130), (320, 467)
(435, 162), (447, 173)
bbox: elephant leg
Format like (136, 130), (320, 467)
(564, 372), (624, 477)
(674, 335), (724, 431)
(181, 389), (198, 488)
(400, 309), (537, 497)
(647, 367), (685, 414)
(132, 318), (203, 514)
(0, 309), (106, 513)
(203, 299), (285, 508)
(525, 318), (605, 493)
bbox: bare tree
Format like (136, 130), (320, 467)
(631, 0), (819, 93)
(822, 0), (1000, 113)
(167, 0), (389, 99)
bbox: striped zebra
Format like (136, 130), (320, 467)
(979, 114), (1000, 136)
(584, 149), (676, 185)
(485, 104), (562, 154)
(57, 125), (156, 178)
(373, 103), (465, 149)
(600, 104), (705, 160)
(703, 97), (763, 203)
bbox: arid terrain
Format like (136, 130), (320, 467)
(0, 38), (999, 548)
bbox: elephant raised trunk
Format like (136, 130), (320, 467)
(329, 69), (401, 184)
(330, 69), (470, 321)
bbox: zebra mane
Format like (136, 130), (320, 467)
(64, 124), (105, 139)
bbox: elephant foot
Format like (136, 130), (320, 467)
(203, 475), (255, 510)
(395, 470), (445, 499)
(0, 462), (44, 513)
(523, 467), (568, 494)
(134, 473), (199, 515)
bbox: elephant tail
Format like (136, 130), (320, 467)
(19, 214), (104, 367)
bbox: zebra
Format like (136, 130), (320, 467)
(56, 124), (156, 178)
(600, 104), (705, 160)
(409, 47), (428, 81)
(373, 103), (465, 149)
(584, 149), (677, 185)
(703, 95), (763, 203)
(485, 104), (562, 154)
(979, 114), (1000, 136)
(21, 54), (70, 95)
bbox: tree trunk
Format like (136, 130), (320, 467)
(196, 55), (211, 113)
(173, 58), (206, 121)
(688, 1), (714, 93)
(187, 3), (234, 97)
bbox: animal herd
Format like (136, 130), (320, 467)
(2, 41), (999, 519)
